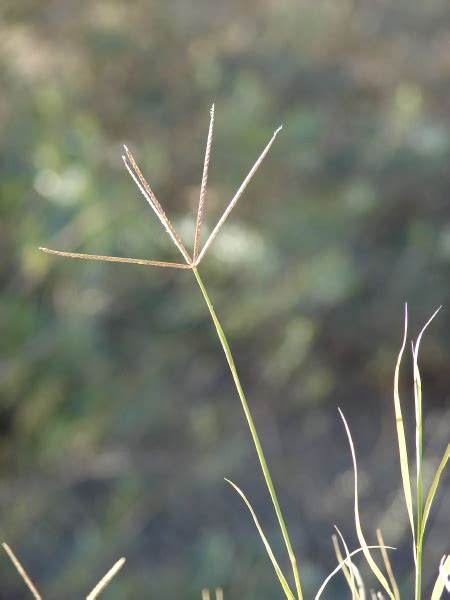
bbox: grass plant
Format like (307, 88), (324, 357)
(5, 106), (447, 598)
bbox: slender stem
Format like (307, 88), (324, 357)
(414, 351), (423, 600)
(192, 267), (303, 600)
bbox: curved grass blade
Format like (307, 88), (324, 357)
(315, 545), (395, 600)
(225, 479), (295, 600)
(39, 248), (191, 269)
(86, 557), (126, 600)
(420, 443), (450, 543)
(431, 555), (450, 600)
(334, 526), (359, 600)
(2, 543), (42, 600)
(393, 304), (415, 555)
(412, 306), (441, 600)
(339, 409), (395, 600)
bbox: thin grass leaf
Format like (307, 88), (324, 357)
(315, 545), (395, 600)
(420, 443), (450, 542)
(225, 479), (295, 600)
(376, 529), (400, 600)
(431, 555), (450, 600)
(2, 543), (42, 600)
(39, 247), (191, 269)
(412, 307), (442, 524)
(334, 526), (359, 600)
(332, 534), (360, 600)
(196, 126), (282, 264)
(122, 150), (192, 264)
(412, 306), (441, 600)
(86, 557), (126, 600)
(194, 104), (215, 262)
(393, 304), (415, 555)
(339, 409), (395, 600)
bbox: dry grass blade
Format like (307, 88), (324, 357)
(315, 545), (395, 600)
(215, 588), (224, 600)
(194, 104), (215, 262)
(2, 543), (42, 600)
(431, 556), (450, 600)
(338, 409), (395, 600)
(122, 149), (191, 264)
(334, 526), (360, 600)
(332, 534), (364, 600)
(393, 304), (415, 552)
(86, 557), (126, 600)
(420, 443), (450, 542)
(39, 247), (191, 269)
(224, 479), (295, 600)
(196, 126), (282, 264)
(376, 529), (400, 600)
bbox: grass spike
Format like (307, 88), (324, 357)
(122, 151), (192, 264)
(196, 126), (282, 264)
(194, 104), (215, 262)
(39, 248), (190, 269)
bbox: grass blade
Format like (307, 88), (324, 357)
(2, 543), (42, 600)
(431, 555), (450, 600)
(412, 306), (441, 600)
(315, 544), (395, 600)
(86, 557), (126, 600)
(393, 304), (415, 554)
(333, 527), (359, 600)
(225, 479), (295, 600)
(420, 443), (450, 542)
(339, 409), (395, 600)
(376, 529), (400, 600)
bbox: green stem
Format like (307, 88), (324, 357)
(192, 267), (304, 600)
(414, 361), (423, 600)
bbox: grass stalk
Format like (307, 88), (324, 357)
(192, 266), (303, 600)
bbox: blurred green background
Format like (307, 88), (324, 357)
(1, 1), (449, 598)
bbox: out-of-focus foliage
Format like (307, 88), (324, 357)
(1, 0), (449, 597)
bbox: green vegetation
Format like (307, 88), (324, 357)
(2, 1), (450, 597)
(34, 110), (448, 598)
